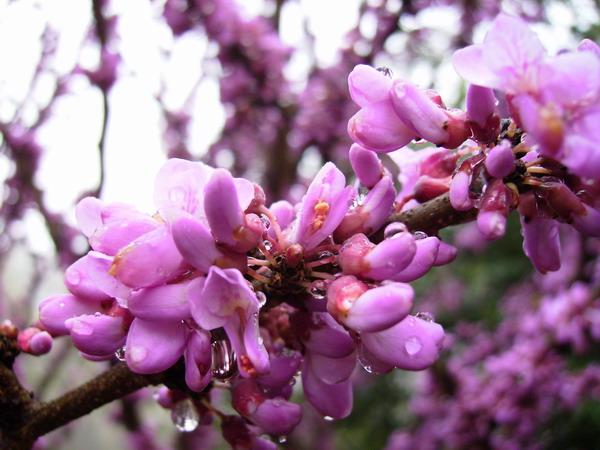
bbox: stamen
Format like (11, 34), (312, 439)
(525, 158), (544, 167)
(527, 166), (552, 175)
(522, 178), (543, 187)
(247, 268), (272, 284)
(309, 271), (336, 281)
(305, 255), (337, 269)
(247, 258), (270, 266)
(258, 243), (278, 266)
(259, 205), (286, 251)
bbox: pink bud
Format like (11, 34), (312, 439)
(39, 294), (109, 336)
(485, 140), (515, 178)
(66, 314), (127, 356)
(64, 255), (112, 302)
(17, 327), (53, 355)
(348, 64), (393, 106)
(449, 171), (474, 211)
(361, 314), (445, 370)
(328, 276), (414, 333)
(390, 236), (440, 282)
(390, 80), (448, 145)
(348, 100), (416, 153)
(349, 144), (384, 188)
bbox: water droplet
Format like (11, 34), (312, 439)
(350, 193), (366, 210)
(413, 231), (428, 240)
(58, 302), (65, 308)
(115, 346), (126, 361)
(317, 250), (334, 260)
(415, 311), (435, 322)
(404, 336), (422, 356)
(278, 436), (288, 444)
(172, 398), (200, 432)
(357, 344), (391, 374)
(256, 291), (267, 308)
(262, 240), (273, 251)
(260, 214), (271, 230)
(384, 222), (407, 239)
(211, 337), (238, 381)
(310, 280), (331, 299)
(376, 66), (393, 78)
(323, 415), (335, 422)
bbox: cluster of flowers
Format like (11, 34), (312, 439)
(348, 13), (600, 275)
(35, 152), (450, 443)
(26, 11), (600, 445)
(386, 226), (600, 449)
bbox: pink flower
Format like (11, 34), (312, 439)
(288, 162), (352, 250)
(188, 266), (270, 377)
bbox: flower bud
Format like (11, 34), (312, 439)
(348, 100), (416, 153)
(17, 327), (53, 355)
(361, 314), (445, 370)
(66, 314), (127, 356)
(349, 144), (384, 188)
(110, 226), (185, 289)
(327, 276), (414, 333)
(390, 236), (440, 282)
(231, 379), (302, 436)
(39, 294), (109, 336)
(125, 318), (188, 374)
(485, 140), (515, 178)
(348, 64), (393, 106)
(64, 255), (112, 302)
(171, 216), (223, 272)
(449, 171), (474, 211)
(390, 79), (449, 144)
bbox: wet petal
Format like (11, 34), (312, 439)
(125, 318), (188, 374)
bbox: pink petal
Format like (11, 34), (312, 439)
(171, 215), (223, 272)
(361, 314), (445, 370)
(128, 281), (193, 322)
(125, 318), (188, 374)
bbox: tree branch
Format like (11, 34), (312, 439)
(372, 192), (478, 242)
(0, 361), (165, 449)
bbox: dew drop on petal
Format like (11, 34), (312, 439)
(310, 280), (331, 299)
(260, 214), (271, 230)
(262, 240), (273, 251)
(256, 291), (267, 308)
(384, 222), (407, 239)
(115, 346), (126, 361)
(413, 231), (428, 240)
(172, 398), (200, 432)
(278, 436), (288, 444)
(415, 311), (435, 322)
(317, 250), (334, 260)
(211, 337), (238, 381)
(323, 415), (335, 422)
(404, 336), (422, 356)
(358, 345), (390, 375)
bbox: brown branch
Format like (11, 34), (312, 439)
(372, 192), (478, 242)
(0, 361), (166, 449)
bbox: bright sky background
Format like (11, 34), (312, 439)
(0, 0), (598, 260)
